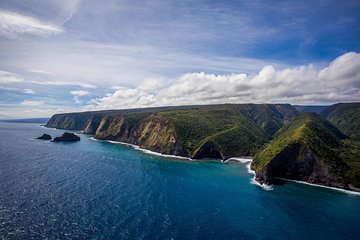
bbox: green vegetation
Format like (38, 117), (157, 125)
(321, 102), (360, 140)
(159, 104), (298, 156)
(46, 102), (360, 189)
(339, 140), (360, 187)
(160, 108), (261, 152)
(252, 113), (344, 171)
(252, 112), (360, 187)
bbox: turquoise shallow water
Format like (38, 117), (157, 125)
(1, 122), (360, 239)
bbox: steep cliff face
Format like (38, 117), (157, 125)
(192, 141), (223, 159)
(252, 113), (349, 188)
(129, 114), (190, 157)
(255, 141), (346, 188)
(46, 113), (91, 130)
(45, 104), (300, 160)
(94, 115), (129, 141)
(83, 115), (103, 135)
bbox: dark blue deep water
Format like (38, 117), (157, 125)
(1, 122), (360, 239)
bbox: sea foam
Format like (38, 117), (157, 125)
(274, 177), (360, 196)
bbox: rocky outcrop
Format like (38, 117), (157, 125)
(37, 134), (52, 140)
(53, 132), (80, 142)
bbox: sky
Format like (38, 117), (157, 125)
(0, 0), (359, 118)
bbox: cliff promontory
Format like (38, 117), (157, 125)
(251, 112), (359, 189)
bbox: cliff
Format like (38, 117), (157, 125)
(45, 103), (360, 190)
(45, 104), (299, 160)
(251, 113), (351, 188)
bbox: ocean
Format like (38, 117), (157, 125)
(1, 122), (359, 239)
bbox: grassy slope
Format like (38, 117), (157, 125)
(159, 104), (297, 157)
(321, 102), (360, 140)
(320, 103), (360, 186)
(159, 108), (258, 153)
(252, 113), (349, 179)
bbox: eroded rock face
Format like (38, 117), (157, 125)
(37, 134), (52, 140)
(255, 142), (346, 188)
(94, 115), (129, 141)
(83, 116), (103, 135)
(129, 114), (190, 157)
(53, 132), (80, 142)
(193, 141), (223, 159)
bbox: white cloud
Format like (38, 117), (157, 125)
(86, 52), (360, 110)
(29, 80), (97, 89)
(0, 10), (63, 37)
(70, 90), (90, 104)
(0, 70), (23, 83)
(24, 89), (35, 94)
(20, 100), (44, 106)
(70, 90), (90, 96)
(27, 69), (52, 75)
(0, 40), (289, 91)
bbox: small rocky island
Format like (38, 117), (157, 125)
(37, 134), (52, 140)
(53, 132), (80, 142)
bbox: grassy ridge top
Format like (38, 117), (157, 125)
(252, 113), (349, 177)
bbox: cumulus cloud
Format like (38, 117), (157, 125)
(0, 70), (23, 83)
(0, 10), (63, 37)
(86, 52), (360, 110)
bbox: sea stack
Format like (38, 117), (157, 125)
(37, 134), (52, 140)
(53, 132), (80, 142)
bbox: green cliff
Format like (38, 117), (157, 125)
(46, 103), (360, 190)
(46, 104), (299, 159)
(251, 112), (359, 189)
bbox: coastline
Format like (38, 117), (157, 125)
(92, 137), (276, 191)
(45, 125), (360, 195)
(95, 136), (360, 195)
(90, 137), (193, 161)
(274, 177), (360, 196)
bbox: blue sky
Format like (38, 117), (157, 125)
(0, 0), (359, 118)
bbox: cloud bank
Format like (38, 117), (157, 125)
(88, 52), (360, 110)
(0, 10), (63, 37)
(0, 70), (23, 83)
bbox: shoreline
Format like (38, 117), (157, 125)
(96, 136), (360, 195)
(90, 137), (194, 161)
(45, 125), (360, 196)
(274, 177), (360, 196)
(91, 136), (276, 191)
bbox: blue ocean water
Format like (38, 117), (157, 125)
(1, 122), (360, 240)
